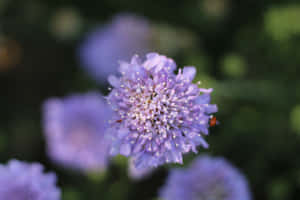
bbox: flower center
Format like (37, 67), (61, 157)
(114, 72), (199, 142)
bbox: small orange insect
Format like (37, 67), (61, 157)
(209, 116), (218, 127)
(116, 119), (123, 123)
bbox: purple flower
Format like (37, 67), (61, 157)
(128, 158), (155, 180)
(43, 92), (112, 172)
(0, 160), (60, 200)
(106, 53), (217, 168)
(160, 156), (252, 200)
(78, 13), (151, 83)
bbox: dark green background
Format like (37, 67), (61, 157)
(0, 0), (300, 199)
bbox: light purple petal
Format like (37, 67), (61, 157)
(108, 75), (120, 87)
(182, 66), (196, 81)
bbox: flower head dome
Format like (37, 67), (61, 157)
(78, 13), (151, 83)
(106, 53), (217, 168)
(43, 92), (112, 172)
(0, 160), (60, 200)
(160, 155), (252, 200)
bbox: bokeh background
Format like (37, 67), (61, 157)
(1, 0), (300, 199)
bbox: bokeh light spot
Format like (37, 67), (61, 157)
(222, 54), (246, 78)
(290, 105), (300, 134)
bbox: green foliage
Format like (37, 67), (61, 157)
(268, 179), (291, 200)
(222, 54), (246, 78)
(265, 5), (300, 42)
(290, 105), (300, 134)
(63, 187), (81, 200)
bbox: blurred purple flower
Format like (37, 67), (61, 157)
(78, 13), (151, 83)
(0, 159), (60, 200)
(106, 53), (217, 168)
(160, 155), (252, 200)
(128, 158), (155, 180)
(43, 92), (112, 172)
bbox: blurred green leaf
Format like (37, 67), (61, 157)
(62, 187), (81, 200)
(265, 5), (300, 42)
(222, 54), (246, 78)
(112, 155), (129, 168)
(268, 179), (291, 200)
(87, 170), (107, 183)
(290, 105), (300, 134)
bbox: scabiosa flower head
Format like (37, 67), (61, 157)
(78, 13), (151, 83)
(106, 53), (217, 168)
(0, 160), (60, 200)
(43, 92), (112, 172)
(160, 156), (252, 200)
